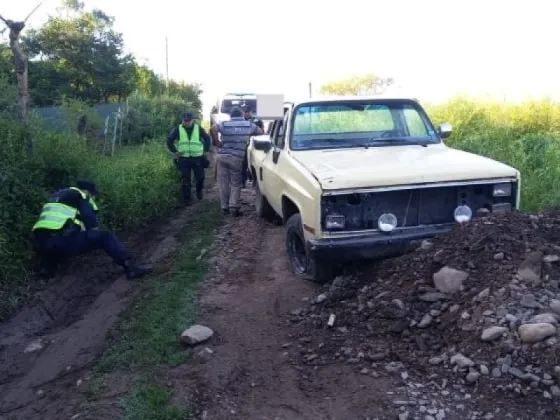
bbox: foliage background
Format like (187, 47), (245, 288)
(0, 0), (202, 319)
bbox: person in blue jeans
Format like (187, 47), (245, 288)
(32, 180), (149, 279)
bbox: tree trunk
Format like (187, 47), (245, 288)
(0, 16), (33, 153)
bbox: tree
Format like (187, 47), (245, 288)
(0, 2), (43, 152)
(320, 73), (395, 96)
(24, 1), (136, 105)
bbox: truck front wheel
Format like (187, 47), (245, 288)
(285, 213), (333, 284)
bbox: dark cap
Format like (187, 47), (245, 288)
(181, 112), (193, 121)
(77, 180), (98, 195)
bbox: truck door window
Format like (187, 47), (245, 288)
(275, 110), (289, 149)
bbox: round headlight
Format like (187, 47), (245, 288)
(454, 205), (473, 223)
(378, 213), (398, 232)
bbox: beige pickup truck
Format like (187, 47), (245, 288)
(247, 95), (520, 283)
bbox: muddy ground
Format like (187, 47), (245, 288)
(0, 184), (556, 419)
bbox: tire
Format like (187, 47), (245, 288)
(285, 213), (333, 284)
(254, 178), (276, 222)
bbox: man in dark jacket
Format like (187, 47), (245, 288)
(167, 112), (212, 205)
(32, 180), (149, 279)
(241, 105), (264, 188)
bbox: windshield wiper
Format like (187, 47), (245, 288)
(360, 137), (428, 148)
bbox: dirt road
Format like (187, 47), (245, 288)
(168, 190), (403, 420)
(1, 185), (557, 419)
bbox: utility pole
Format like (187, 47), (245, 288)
(165, 36), (169, 90)
(308, 82), (312, 98)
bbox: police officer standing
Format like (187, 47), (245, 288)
(211, 107), (263, 216)
(242, 105), (264, 188)
(167, 112), (212, 205)
(32, 180), (149, 279)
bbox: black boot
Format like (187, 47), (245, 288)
(123, 260), (150, 280)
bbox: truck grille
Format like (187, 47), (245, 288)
(321, 182), (517, 232)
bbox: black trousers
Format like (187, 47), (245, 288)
(176, 156), (205, 202)
(241, 145), (252, 186)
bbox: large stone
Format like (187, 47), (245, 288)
(517, 251), (543, 283)
(180, 325), (214, 346)
(550, 299), (560, 315)
(518, 323), (556, 344)
(450, 353), (474, 368)
(481, 326), (508, 342)
(433, 266), (469, 293)
(530, 313), (559, 325)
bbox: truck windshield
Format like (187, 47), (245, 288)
(220, 99), (257, 114)
(290, 100), (440, 150)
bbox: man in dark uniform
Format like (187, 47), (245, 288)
(32, 180), (149, 279)
(167, 112), (212, 205)
(242, 105), (264, 188)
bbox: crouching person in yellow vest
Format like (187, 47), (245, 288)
(166, 112), (212, 206)
(32, 180), (150, 280)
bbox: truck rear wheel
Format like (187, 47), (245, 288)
(285, 213), (333, 284)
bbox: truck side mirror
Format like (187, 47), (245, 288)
(438, 122), (453, 139)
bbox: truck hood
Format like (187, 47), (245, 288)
(291, 144), (518, 190)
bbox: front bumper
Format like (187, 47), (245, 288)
(307, 225), (453, 263)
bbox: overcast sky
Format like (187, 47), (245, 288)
(3, 0), (559, 115)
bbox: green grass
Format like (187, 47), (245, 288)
(82, 198), (221, 418)
(122, 383), (194, 420)
(97, 201), (221, 373)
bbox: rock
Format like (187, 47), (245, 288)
(505, 314), (518, 324)
(493, 252), (505, 260)
(517, 251), (543, 283)
(420, 240), (433, 250)
(530, 313), (559, 325)
(480, 364), (489, 375)
(398, 412), (409, 420)
(518, 323), (556, 344)
(433, 266), (469, 293)
(316, 293), (327, 303)
(449, 304), (460, 313)
(481, 326), (507, 342)
(543, 254), (560, 263)
(450, 353), (474, 368)
(180, 325), (214, 345)
(520, 294), (543, 309)
(491, 367), (502, 378)
(429, 356), (443, 365)
(433, 250), (445, 263)
(418, 292), (446, 302)
(466, 370), (480, 383)
(550, 299), (560, 315)
(23, 339), (45, 354)
(477, 288), (490, 300)
(392, 299), (406, 310)
(417, 314), (433, 328)
(550, 385), (560, 397)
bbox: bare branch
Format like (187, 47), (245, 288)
(0, 15), (8, 25)
(24, 2), (43, 23)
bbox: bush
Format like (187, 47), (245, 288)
(0, 112), (178, 319)
(426, 97), (560, 211)
(122, 93), (202, 144)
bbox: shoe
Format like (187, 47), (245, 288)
(231, 208), (242, 217)
(222, 208), (230, 215)
(123, 260), (150, 280)
(196, 191), (203, 200)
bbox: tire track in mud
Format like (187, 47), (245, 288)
(0, 186), (217, 420)
(168, 189), (399, 420)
